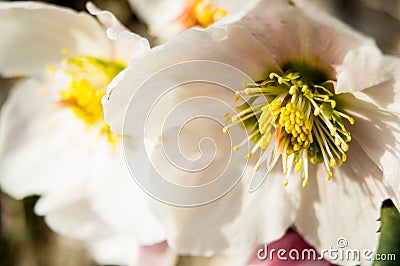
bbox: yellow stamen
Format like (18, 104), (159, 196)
(178, 0), (228, 29)
(226, 68), (354, 188)
(57, 55), (125, 145)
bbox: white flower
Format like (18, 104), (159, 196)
(103, 0), (400, 265)
(0, 2), (172, 265)
(127, 0), (255, 42)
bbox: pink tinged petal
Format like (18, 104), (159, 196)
(0, 1), (112, 78)
(234, 0), (375, 76)
(247, 230), (333, 266)
(86, 1), (150, 62)
(177, 253), (253, 266)
(294, 139), (395, 266)
(103, 25), (281, 134)
(212, 0), (258, 13)
(86, 236), (140, 266)
(137, 242), (178, 266)
(127, 0), (187, 39)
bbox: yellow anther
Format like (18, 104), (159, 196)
(283, 178), (289, 187)
(341, 142), (349, 152)
(233, 145), (241, 152)
(295, 161), (303, 172)
(342, 153), (347, 162)
(245, 153), (253, 159)
(327, 171), (333, 181)
(348, 117), (355, 125)
(302, 178), (309, 187)
(329, 158), (336, 167)
(192, 0), (228, 28)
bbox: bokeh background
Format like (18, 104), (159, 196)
(0, 0), (399, 265)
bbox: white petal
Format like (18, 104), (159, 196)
(0, 78), (91, 199)
(347, 56), (400, 112)
(336, 46), (400, 94)
(294, 139), (394, 266)
(103, 25), (281, 134)
(338, 92), (400, 195)
(86, 143), (166, 244)
(1, 72), (166, 249)
(0, 2), (112, 78)
(0, 76), (165, 245)
(35, 196), (113, 240)
(86, 1), (150, 62)
(35, 195), (140, 266)
(234, 0), (375, 76)
(149, 162), (302, 255)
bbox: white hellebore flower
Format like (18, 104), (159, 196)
(0, 2), (175, 265)
(103, 0), (400, 265)
(127, 0), (255, 42)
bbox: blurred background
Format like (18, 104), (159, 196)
(0, 0), (399, 265)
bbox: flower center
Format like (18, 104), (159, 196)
(59, 55), (125, 144)
(180, 0), (228, 28)
(224, 63), (354, 187)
